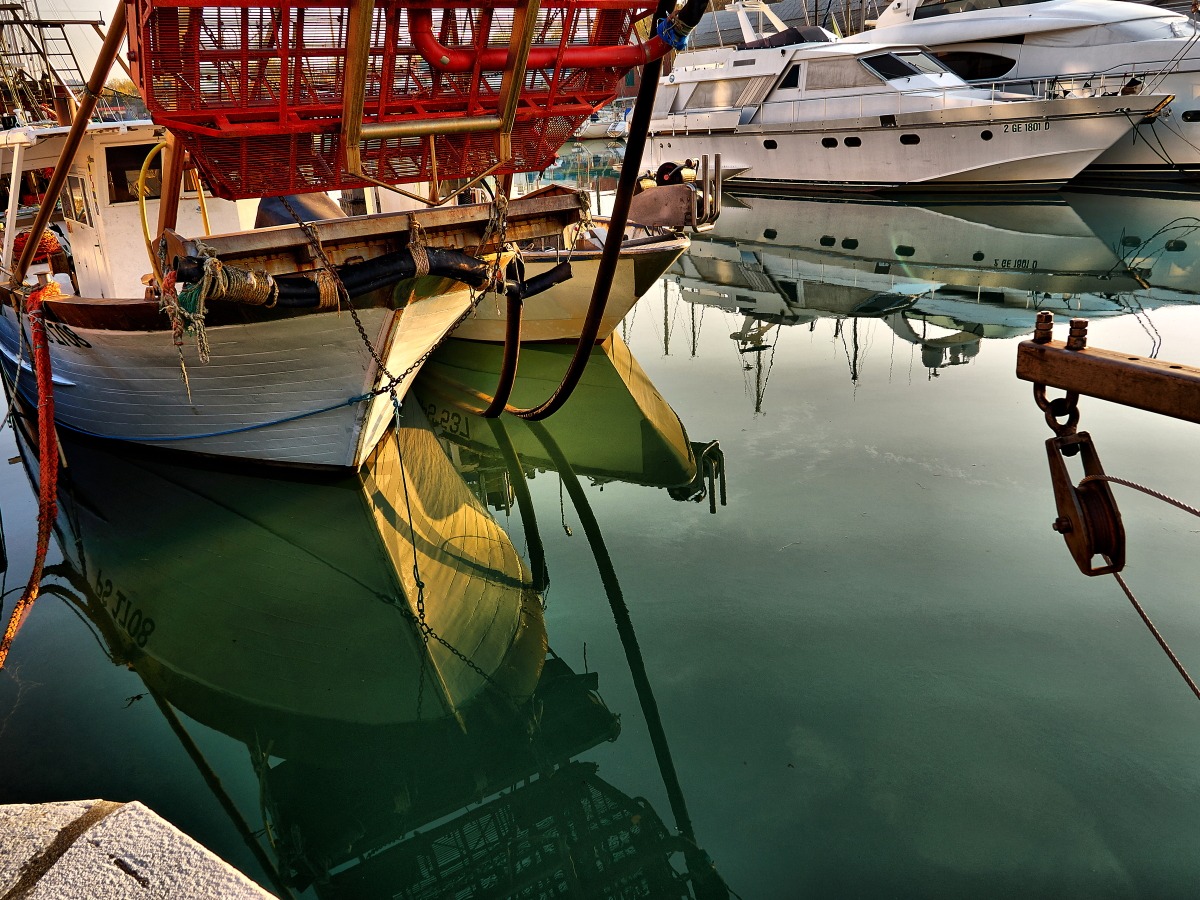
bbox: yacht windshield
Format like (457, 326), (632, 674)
(914, 0), (1052, 20)
(861, 52), (949, 80)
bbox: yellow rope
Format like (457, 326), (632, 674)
(314, 267), (342, 311)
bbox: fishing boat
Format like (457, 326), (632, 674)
(460, 215), (692, 342)
(0, 0), (711, 469)
(849, 0), (1200, 181)
(648, 0), (1173, 192)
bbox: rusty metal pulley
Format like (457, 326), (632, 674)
(1045, 431), (1125, 576)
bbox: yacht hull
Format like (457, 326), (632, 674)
(652, 95), (1162, 192)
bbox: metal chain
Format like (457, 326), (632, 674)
(1032, 383), (1080, 437)
(279, 195), (489, 401)
(390, 396), (515, 708)
(565, 191), (592, 264)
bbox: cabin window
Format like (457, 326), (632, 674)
(60, 175), (92, 227)
(683, 78), (758, 110)
(819, 235), (836, 247)
(764, 139), (778, 149)
(981, 130), (994, 140)
(862, 54), (921, 81)
(972, 251), (985, 261)
(900, 133), (921, 145)
(934, 51), (1018, 81)
(779, 64), (801, 90)
(821, 137), (838, 148)
(861, 52), (950, 82)
(914, 0), (1048, 20)
(841, 238), (858, 250)
(895, 245), (915, 257)
(1166, 240), (1187, 251)
(805, 59), (879, 90)
(1182, 110), (1200, 122)
(106, 143), (162, 204)
(844, 136), (862, 147)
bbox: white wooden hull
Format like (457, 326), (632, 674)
(651, 96), (1159, 191)
(454, 232), (689, 342)
(0, 291), (474, 469)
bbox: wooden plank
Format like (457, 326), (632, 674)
(1015, 339), (1200, 425)
(195, 193), (584, 260)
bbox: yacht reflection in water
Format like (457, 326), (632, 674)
(669, 192), (1200, 387)
(16, 336), (730, 898)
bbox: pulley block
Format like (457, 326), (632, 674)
(1045, 431), (1125, 576)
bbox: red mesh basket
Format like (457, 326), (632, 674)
(126, 1), (662, 199)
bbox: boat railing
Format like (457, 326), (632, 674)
(979, 72), (1150, 101)
(676, 72), (1151, 130)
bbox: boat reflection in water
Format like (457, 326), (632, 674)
(1063, 188), (1200, 302)
(669, 191), (1200, 385)
(417, 334), (726, 518)
(18, 339), (729, 897)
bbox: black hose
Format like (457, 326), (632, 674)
(508, 0), (682, 421)
(172, 246), (493, 307)
(173, 251), (571, 309)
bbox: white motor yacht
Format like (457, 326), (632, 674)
(849, 0), (1200, 180)
(649, 2), (1171, 192)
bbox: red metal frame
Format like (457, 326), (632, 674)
(125, 0), (662, 199)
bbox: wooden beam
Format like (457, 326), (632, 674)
(1016, 338), (1200, 426)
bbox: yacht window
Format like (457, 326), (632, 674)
(898, 53), (952, 76)
(935, 51), (1017, 80)
(683, 78), (758, 110)
(805, 58), (880, 90)
(779, 64), (801, 90)
(1181, 110), (1200, 122)
(914, 0), (1051, 21)
(861, 54), (923, 81)
(106, 143), (162, 204)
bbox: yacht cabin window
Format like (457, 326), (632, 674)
(933, 50), (1017, 80)
(683, 77), (757, 109)
(861, 52), (951, 81)
(913, 0), (1051, 20)
(804, 58), (880, 90)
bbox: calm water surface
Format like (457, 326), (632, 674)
(1, 187), (1200, 899)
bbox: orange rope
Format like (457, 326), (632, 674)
(10, 230), (62, 265)
(0, 285), (59, 669)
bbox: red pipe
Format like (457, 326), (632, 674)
(407, 8), (669, 72)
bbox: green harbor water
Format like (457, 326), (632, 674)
(1, 185), (1200, 898)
